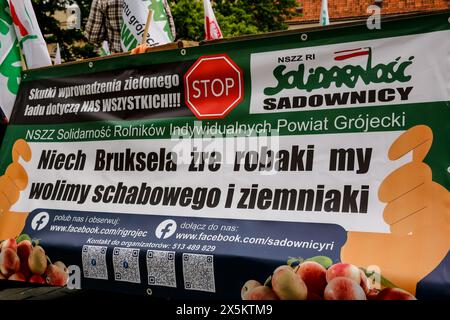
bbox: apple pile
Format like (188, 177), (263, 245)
(241, 256), (417, 300)
(0, 235), (69, 286)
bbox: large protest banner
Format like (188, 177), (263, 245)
(0, 12), (448, 299)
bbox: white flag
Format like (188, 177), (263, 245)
(0, 0), (22, 120)
(100, 40), (111, 56)
(8, 0), (51, 69)
(320, 0), (330, 26)
(121, 0), (174, 52)
(54, 43), (61, 65)
(203, 0), (222, 40)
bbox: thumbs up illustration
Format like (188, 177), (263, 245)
(379, 125), (450, 235)
(0, 139), (32, 240)
(341, 125), (450, 294)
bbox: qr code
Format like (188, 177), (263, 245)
(112, 247), (141, 283)
(146, 250), (176, 288)
(82, 245), (108, 280)
(182, 253), (215, 292)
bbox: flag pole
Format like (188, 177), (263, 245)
(142, 10), (154, 45)
(320, 0), (330, 26)
(19, 48), (28, 71)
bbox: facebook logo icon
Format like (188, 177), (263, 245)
(31, 212), (50, 231)
(155, 219), (177, 239)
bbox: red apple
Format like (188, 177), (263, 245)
(17, 240), (33, 279)
(19, 262), (31, 279)
(1, 238), (17, 252)
(326, 263), (361, 283)
(296, 261), (327, 296)
(324, 277), (367, 300)
(241, 280), (262, 300)
(307, 291), (323, 300)
(0, 248), (20, 277)
(17, 240), (33, 261)
(29, 274), (46, 284)
(377, 288), (416, 300)
(8, 272), (26, 282)
(45, 264), (68, 286)
(366, 288), (380, 300)
(246, 286), (279, 300)
(272, 265), (308, 300)
(54, 261), (68, 273)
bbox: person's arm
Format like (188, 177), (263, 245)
(85, 0), (106, 45)
(163, 0), (176, 40)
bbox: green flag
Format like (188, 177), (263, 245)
(121, 0), (174, 51)
(0, 0), (22, 119)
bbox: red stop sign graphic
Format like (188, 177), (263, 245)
(184, 54), (244, 120)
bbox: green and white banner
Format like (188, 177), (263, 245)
(8, 0), (51, 69)
(121, 0), (174, 51)
(0, 0), (21, 119)
(250, 31), (450, 113)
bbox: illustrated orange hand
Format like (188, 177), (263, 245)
(341, 125), (450, 294)
(130, 44), (150, 55)
(0, 139), (32, 240)
(379, 125), (450, 235)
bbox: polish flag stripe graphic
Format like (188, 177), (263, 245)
(334, 48), (370, 61)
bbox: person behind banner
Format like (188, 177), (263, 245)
(85, 0), (124, 53)
(85, 0), (176, 54)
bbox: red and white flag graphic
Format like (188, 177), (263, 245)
(204, 0), (222, 40)
(334, 48), (370, 61)
(9, 0), (51, 69)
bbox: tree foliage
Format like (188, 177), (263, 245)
(169, 0), (299, 41)
(31, 0), (96, 62)
(169, 0), (204, 41)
